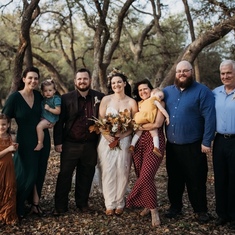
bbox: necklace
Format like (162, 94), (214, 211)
(115, 95), (126, 102)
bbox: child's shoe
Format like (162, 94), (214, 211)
(153, 147), (162, 157)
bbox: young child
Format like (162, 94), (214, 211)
(0, 114), (18, 225)
(129, 88), (169, 157)
(34, 79), (61, 151)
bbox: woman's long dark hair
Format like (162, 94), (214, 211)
(107, 72), (132, 98)
(132, 79), (153, 102)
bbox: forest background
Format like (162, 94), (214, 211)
(0, 0), (235, 105)
(1, 1), (235, 234)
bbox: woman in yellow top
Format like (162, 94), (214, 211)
(129, 88), (169, 157)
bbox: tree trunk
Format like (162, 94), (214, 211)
(91, 0), (135, 93)
(33, 53), (68, 95)
(10, 0), (40, 94)
(160, 15), (235, 87)
(182, 0), (200, 82)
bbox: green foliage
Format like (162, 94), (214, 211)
(0, 0), (234, 97)
(106, 13), (187, 86)
(199, 35), (233, 89)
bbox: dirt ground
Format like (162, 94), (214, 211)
(1, 143), (234, 235)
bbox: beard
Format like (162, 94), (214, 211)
(175, 75), (194, 89)
(75, 83), (91, 92)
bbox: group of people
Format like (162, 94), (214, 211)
(0, 60), (235, 231)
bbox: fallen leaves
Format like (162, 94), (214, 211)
(1, 141), (235, 234)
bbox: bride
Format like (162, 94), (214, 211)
(97, 69), (138, 216)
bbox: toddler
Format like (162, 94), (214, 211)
(34, 79), (61, 151)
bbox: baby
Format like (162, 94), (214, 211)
(34, 79), (61, 151)
(129, 88), (169, 157)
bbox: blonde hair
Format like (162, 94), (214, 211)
(151, 87), (162, 95)
(151, 88), (164, 101)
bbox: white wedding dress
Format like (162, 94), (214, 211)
(97, 107), (132, 210)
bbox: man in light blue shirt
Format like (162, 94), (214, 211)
(212, 60), (235, 230)
(163, 60), (216, 223)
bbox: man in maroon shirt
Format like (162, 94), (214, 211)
(53, 68), (104, 215)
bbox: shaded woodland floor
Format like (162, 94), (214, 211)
(1, 146), (234, 234)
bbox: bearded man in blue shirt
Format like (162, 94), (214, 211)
(213, 60), (235, 230)
(163, 60), (216, 223)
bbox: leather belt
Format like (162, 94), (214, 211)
(217, 133), (235, 139)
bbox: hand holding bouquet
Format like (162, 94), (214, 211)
(89, 109), (137, 149)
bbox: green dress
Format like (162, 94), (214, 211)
(2, 90), (51, 216)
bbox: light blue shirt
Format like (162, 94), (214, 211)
(213, 85), (235, 134)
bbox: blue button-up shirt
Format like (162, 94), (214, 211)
(163, 81), (216, 147)
(213, 85), (235, 134)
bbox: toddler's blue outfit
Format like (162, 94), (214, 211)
(41, 95), (61, 123)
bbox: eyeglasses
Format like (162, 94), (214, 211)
(176, 69), (192, 74)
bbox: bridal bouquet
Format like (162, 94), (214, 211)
(89, 109), (137, 149)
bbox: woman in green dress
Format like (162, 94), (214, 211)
(2, 67), (51, 219)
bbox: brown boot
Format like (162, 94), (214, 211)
(153, 147), (162, 157)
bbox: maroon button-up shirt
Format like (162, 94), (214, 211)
(67, 92), (98, 143)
